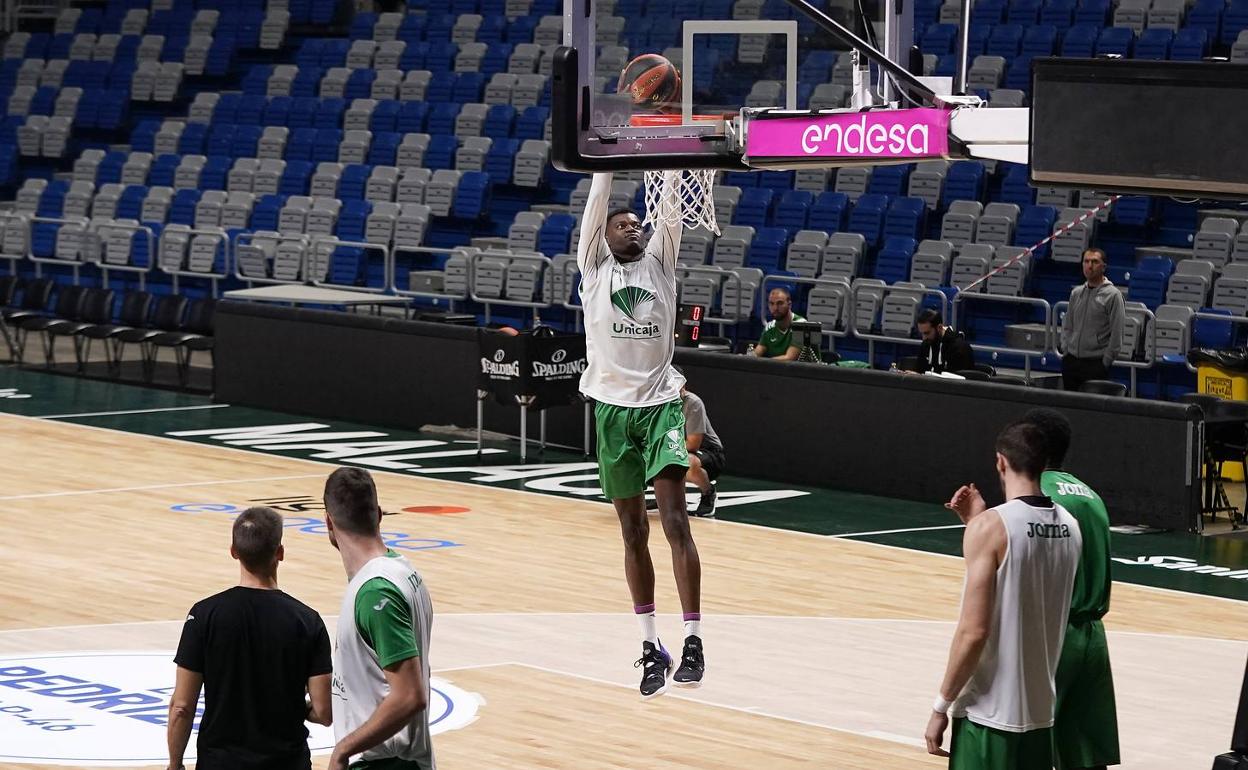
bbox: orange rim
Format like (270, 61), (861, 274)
(629, 114), (727, 126)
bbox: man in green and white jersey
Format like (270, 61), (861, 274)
(752, 287), (805, 361)
(577, 171), (705, 699)
(323, 467), (435, 770)
(1025, 408), (1121, 770)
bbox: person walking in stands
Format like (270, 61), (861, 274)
(1060, 248), (1125, 391)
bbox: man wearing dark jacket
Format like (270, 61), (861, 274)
(916, 309), (976, 374)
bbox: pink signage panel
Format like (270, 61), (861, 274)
(746, 108), (952, 160)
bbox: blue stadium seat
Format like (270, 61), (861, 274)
(179, 123), (208, 155)
(338, 165), (369, 200)
(734, 188), (774, 229)
(485, 138), (519, 184)
(201, 157), (230, 190)
(131, 121), (159, 153)
(292, 67), (323, 97)
(1112, 196), (1152, 226)
(453, 171), (490, 218)
(942, 162), (986, 204)
(869, 165), (911, 197)
(749, 227), (789, 274)
(810, 191), (849, 232)
(1195, 308), (1234, 349)
(207, 124), (236, 156)
(1223, 0), (1248, 45)
(1127, 270), (1168, 310)
(999, 163), (1034, 207)
(773, 190), (814, 235)
(1135, 28), (1172, 59)
(885, 197), (927, 241)
(1170, 28), (1209, 59)
(265, 96), (292, 127)
(538, 213), (576, 256)
(758, 171), (795, 193)
(337, 199), (371, 241)
(250, 194), (283, 230)
(427, 103), (461, 135)
(118, 185), (147, 220)
(350, 12), (378, 39)
(97, 152), (127, 185)
(426, 42), (459, 73)
(285, 128), (316, 161)
(1014, 205), (1057, 257)
(1005, 55), (1034, 91)
(483, 104), (516, 138)
(1075, 0), (1111, 25)
(1021, 25), (1057, 57)
(313, 129), (343, 162)
(426, 71), (455, 103)
(848, 193), (889, 248)
(1040, 0), (1076, 26)
(1186, 0), (1223, 41)
(1061, 24), (1100, 57)
(397, 101), (428, 133)
(369, 132), (400, 166)
(150, 154), (180, 188)
(281, 162), (313, 195)
(370, 100), (400, 133)
(233, 125), (262, 157)
(1096, 27), (1134, 57)
(1008, 0), (1043, 23)
(875, 237), (917, 284)
(170, 189), (201, 225)
(987, 24), (1024, 57)
(424, 134), (459, 169)
(316, 98), (346, 129)
(345, 69), (376, 100)
(237, 95), (266, 125)
(453, 72), (486, 103)
(921, 24), (959, 55)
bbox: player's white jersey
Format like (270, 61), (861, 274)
(576, 172), (685, 407)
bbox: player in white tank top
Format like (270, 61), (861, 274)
(925, 422), (1082, 769)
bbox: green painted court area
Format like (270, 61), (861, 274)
(4, 365), (1247, 602)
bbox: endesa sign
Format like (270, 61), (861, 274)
(746, 108), (951, 160)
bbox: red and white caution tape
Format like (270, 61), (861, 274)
(957, 194), (1121, 294)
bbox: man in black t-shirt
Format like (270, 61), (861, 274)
(167, 506), (333, 770)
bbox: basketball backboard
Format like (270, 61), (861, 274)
(551, 0), (1031, 173)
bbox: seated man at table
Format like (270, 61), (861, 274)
(752, 288), (803, 361)
(915, 309), (975, 375)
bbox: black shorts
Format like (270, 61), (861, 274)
(694, 446), (725, 480)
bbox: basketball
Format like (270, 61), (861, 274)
(617, 53), (681, 110)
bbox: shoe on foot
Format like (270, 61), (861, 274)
(635, 640), (673, 699)
(691, 487), (717, 518)
(673, 635), (705, 688)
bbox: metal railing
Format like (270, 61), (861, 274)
(0, 211), (28, 272)
(305, 236), (390, 293)
(678, 265), (745, 336)
(231, 230), (309, 287)
(851, 284), (950, 367)
(88, 219), (155, 291)
(469, 251), (553, 326)
(1054, 300), (1159, 396)
(159, 226), (230, 296)
(26, 215), (92, 282)
(389, 244), (475, 310)
(761, 274), (853, 350)
(952, 292), (1052, 381)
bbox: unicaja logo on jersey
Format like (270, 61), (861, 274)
(610, 285), (661, 339)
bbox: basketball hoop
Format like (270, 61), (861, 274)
(631, 115), (724, 235)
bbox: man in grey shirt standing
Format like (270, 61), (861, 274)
(1060, 248), (1125, 392)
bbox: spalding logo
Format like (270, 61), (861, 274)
(552, 349), (567, 363)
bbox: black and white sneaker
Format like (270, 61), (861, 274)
(673, 635), (705, 688)
(634, 640), (673, 699)
(691, 487), (717, 518)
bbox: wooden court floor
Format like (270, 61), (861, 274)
(0, 411), (1245, 768)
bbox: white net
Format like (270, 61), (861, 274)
(642, 168), (720, 236)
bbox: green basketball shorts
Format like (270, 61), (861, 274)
(594, 399), (689, 500)
(950, 718), (1052, 770)
(1053, 619), (1120, 769)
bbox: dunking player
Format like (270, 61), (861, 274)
(1025, 408), (1121, 770)
(925, 421), (1082, 769)
(577, 171), (705, 698)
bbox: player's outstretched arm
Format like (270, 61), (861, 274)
(649, 169), (684, 269)
(576, 172), (614, 274)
